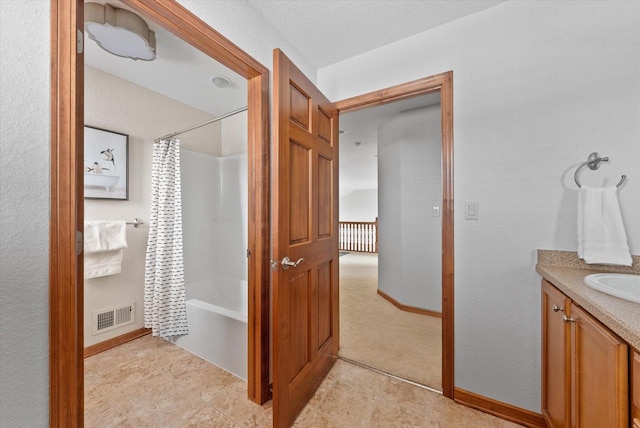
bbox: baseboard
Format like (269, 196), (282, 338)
(377, 289), (442, 318)
(454, 387), (545, 428)
(84, 327), (151, 358)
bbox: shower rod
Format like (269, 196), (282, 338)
(155, 106), (248, 142)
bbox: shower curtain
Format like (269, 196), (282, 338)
(144, 137), (189, 338)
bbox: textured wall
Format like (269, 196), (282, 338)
(318, 0), (640, 412)
(84, 66), (216, 347)
(0, 2), (51, 426)
(378, 107), (442, 312)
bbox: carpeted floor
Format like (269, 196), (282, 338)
(338, 252), (442, 390)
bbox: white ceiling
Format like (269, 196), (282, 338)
(247, 0), (506, 68)
(84, 0), (247, 118)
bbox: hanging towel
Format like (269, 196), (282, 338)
(577, 186), (632, 266)
(84, 221), (128, 279)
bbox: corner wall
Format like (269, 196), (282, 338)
(378, 106), (442, 312)
(318, 0), (640, 412)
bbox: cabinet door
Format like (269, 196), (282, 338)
(633, 349), (640, 428)
(571, 304), (628, 428)
(542, 280), (571, 428)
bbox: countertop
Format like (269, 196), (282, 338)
(537, 264), (640, 351)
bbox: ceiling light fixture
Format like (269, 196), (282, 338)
(85, 3), (156, 61)
(339, 130), (346, 135)
(211, 76), (232, 88)
(354, 141), (362, 148)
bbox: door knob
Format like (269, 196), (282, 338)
(281, 256), (304, 270)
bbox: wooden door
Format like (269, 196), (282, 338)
(272, 49), (339, 427)
(570, 304), (628, 428)
(542, 280), (571, 428)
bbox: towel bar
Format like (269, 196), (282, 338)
(574, 152), (626, 188)
(126, 218), (144, 227)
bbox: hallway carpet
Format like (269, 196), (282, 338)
(339, 252), (442, 390)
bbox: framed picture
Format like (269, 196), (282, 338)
(84, 126), (129, 200)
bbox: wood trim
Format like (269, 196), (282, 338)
(52, 3), (272, 426)
(454, 387), (546, 428)
(120, 0), (268, 79)
(50, 1), (84, 426)
(335, 73), (450, 113)
(376, 289), (442, 318)
(83, 329), (151, 358)
(335, 71), (455, 398)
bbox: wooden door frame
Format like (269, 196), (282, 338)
(50, 1), (271, 425)
(334, 71), (455, 398)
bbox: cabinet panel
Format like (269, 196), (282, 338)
(542, 280), (571, 428)
(571, 305), (628, 428)
(633, 349), (640, 427)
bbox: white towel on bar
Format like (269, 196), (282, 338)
(577, 186), (632, 266)
(84, 221), (127, 279)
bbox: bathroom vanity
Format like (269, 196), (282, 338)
(537, 252), (640, 428)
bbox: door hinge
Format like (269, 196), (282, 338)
(76, 230), (83, 255)
(77, 29), (84, 54)
(247, 248), (251, 258)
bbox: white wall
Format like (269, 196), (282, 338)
(318, 1), (640, 412)
(0, 2), (50, 425)
(84, 66), (217, 347)
(339, 189), (377, 222)
(378, 106), (442, 312)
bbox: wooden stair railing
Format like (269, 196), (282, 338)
(339, 218), (378, 253)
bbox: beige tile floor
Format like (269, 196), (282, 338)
(85, 335), (522, 427)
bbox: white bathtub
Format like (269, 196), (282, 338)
(170, 278), (248, 380)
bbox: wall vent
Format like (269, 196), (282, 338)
(92, 302), (134, 335)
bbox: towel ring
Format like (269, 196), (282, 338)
(574, 152), (627, 188)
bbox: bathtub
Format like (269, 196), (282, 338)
(170, 278), (248, 380)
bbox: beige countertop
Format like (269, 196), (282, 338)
(536, 261), (640, 351)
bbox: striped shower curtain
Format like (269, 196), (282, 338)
(144, 137), (189, 338)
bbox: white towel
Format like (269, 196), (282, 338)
(577, 186), (632, 266)
(84, 221), (127, 279)
(84, 221), (127, 253)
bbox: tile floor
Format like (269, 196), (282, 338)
(85, 335), (523, 427)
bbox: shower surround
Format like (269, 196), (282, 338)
(171, 149), (248, 379)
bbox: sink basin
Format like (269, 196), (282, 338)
(584, 274), (640, 303)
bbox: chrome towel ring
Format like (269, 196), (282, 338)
(574, 152), (627, 188)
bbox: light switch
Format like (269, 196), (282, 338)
(433, 207), (440, 217)
(465, 201), (479, 220)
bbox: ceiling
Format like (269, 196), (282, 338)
(84, 0), (503, 192)
(247, 0), (506, 68)
(84, 0), (247, 118)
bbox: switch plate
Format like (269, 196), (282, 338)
(465, 201), (479, 220)
(433, 207), (440, 217)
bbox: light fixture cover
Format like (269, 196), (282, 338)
(85, 3), (156, 61)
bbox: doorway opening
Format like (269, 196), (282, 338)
(335, 72), (454, 397)
(338, 93), (443, 391)
(50, 1), (270, 424)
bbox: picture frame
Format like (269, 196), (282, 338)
(84, 126), (129, 200)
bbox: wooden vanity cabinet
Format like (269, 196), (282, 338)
(542, 280), (629, 428)
(633, 349), (640, 428)
(570, 304), (628, 427)
(542, 280), (571, 428)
